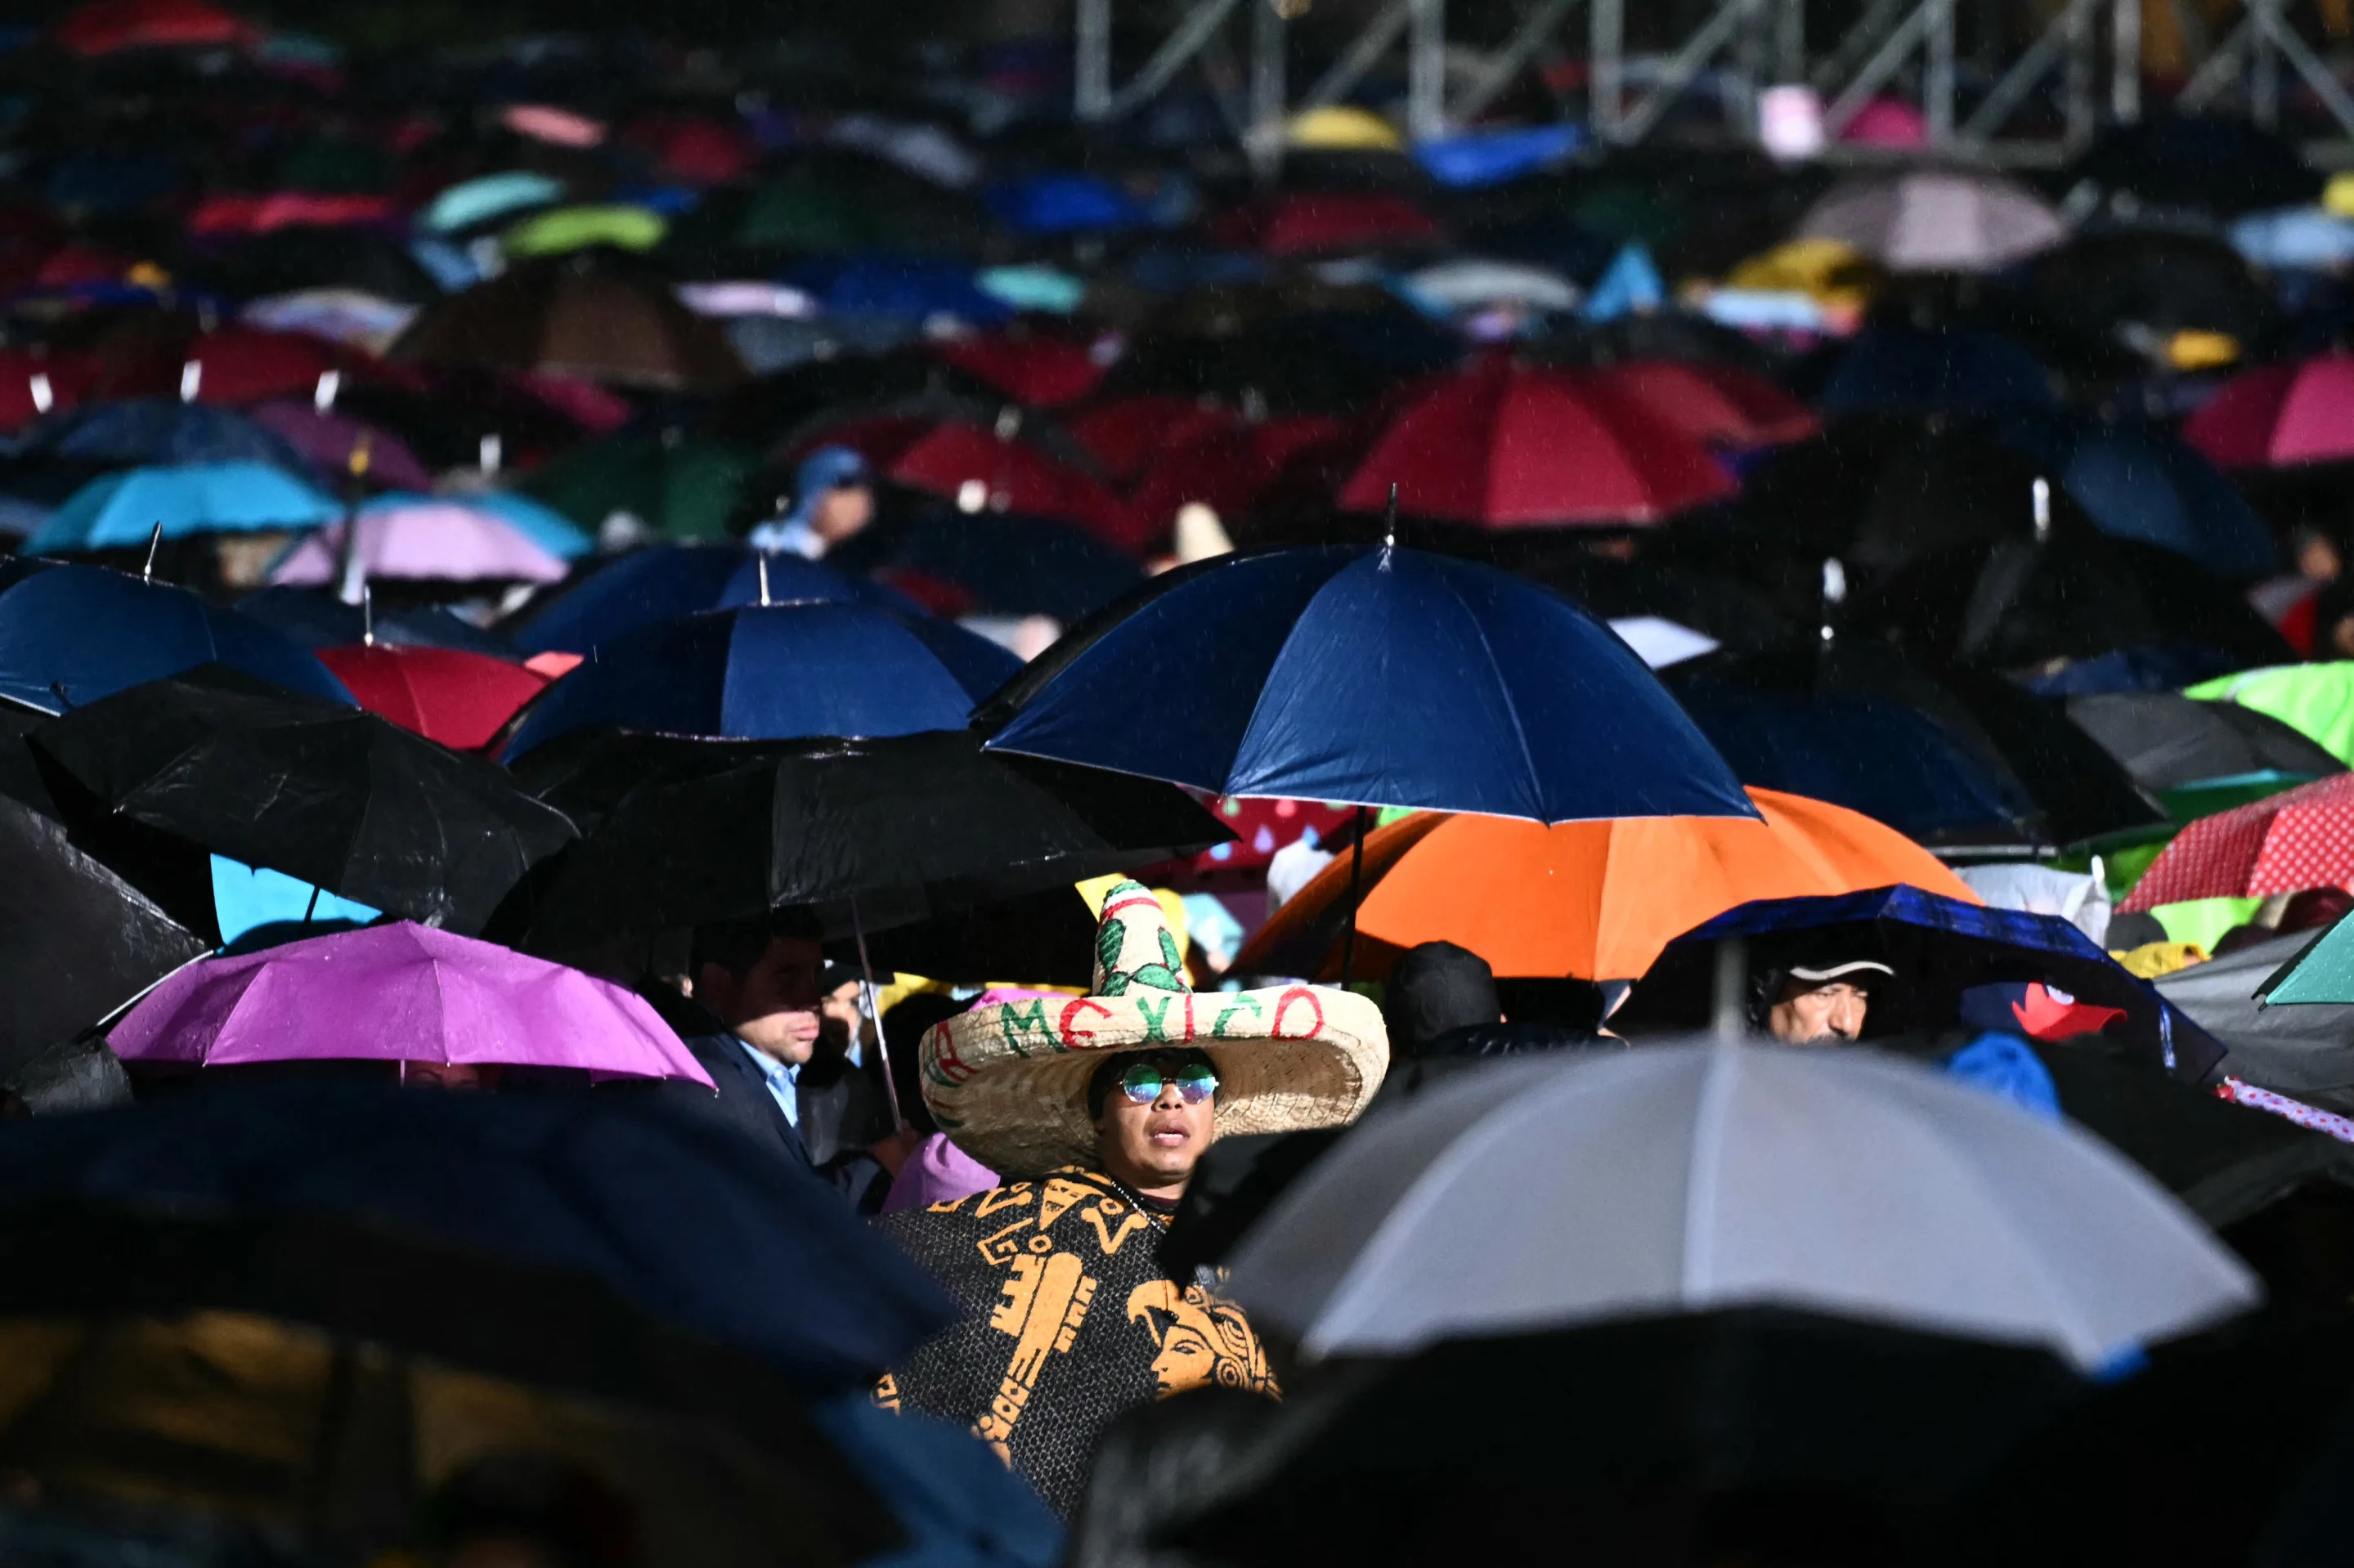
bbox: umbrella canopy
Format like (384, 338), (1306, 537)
(1796, 168), (2065, 272)
(814, 414), (1141, 550)
(0, 791), (205, 1078)
(2122, 773), (2354, 914)
(878, 511), (1146, 624)
(1224, 1043), (2255, 1370)
(30, 668), (576, 935)
(1212, 192), (1446, 257)
(2066, 691), (2343, 816)
(2189, 663), (2354, 767)
(0, 1082), (953, 1388)
(27, 461), (340, 553)
(110, 921), (710, 1082)
(2183, 352), (2354, 469)
(501, 203), (668, 259)
(1093, 325), (1406, 417)
(0, 558), (352, 715)
(1632, 885), (2227, 1082)
(2029, 229), (2276, 352)
(2258, 912), (2354, 1006)
(937, 331), (1107, 408)
(980, 542), (1754, 823)
(246, 401), (434, 491)
(1585, 358), (1817, 450)
(50, 0), (251, 52)
(505, 544), (873, 656)
(14, 397), (315, 473)
(422, 170), (566, 235)
(238, 585), (519, 658)
(2157, 929), (2354, 1112)
(1240, 787), (1978, 983)
(390, 255), (747, 392)
(2068, 116), (2320, 218)
(504, 602), (1021, 761)
(503, 728), (1230, 949)
(1335, 356), (1735, 526)
(315, 643), (551, 750)
(522, 428), (764, 543)
(1818, 325), (2060, 419)
(271, 495), (576, 587)
(2051, 418), (2277, 578)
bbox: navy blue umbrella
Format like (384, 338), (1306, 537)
(1819, 325), (2060, 419)
(506, 544), (899, 656)
(504, 601), (1022, 760)
(885, 511), (1145, 623)
(979, 543), (1753, 822)
(2051, 420), (2277, 580)
(0, 558), (354, 715)
(13, 398), (319, 474)
(1633, 884), (2226, 1085)
(0, 1082), (953, 1389)
(238, 585), (520, 658)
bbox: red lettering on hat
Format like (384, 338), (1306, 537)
(1181, 994), (1198, 1040)
(930, 1029), (974, 1086)
(1058, 997), (1111, 1050)
(1270, 987), (1325, 1038)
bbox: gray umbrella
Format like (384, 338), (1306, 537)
(2156, 930), (2354, 1114)
(1797, 169), (2065, 273)
(1224, 1042), (2258, 1373)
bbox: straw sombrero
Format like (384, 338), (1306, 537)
(920, 880), (1388, 1176)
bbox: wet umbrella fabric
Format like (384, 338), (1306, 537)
(12, 398), (316, 473)
(1335, 356), (1734, 526)
(2047, 419), (2277, 578)
(237, 585), (518, 659)
(29, 669), (576, 935)
(1818, 326), (2060, 419)
(506, 545), (873, 656)
(390, 256), (747, 392)
(314, 643), (550, 750)
(2122, 774), (2354, 916)
(28, 461), (340, 553)
(110, 921), (711, 1083)
(0, 558), (354, 715)
(0, 1082), (953, 1389)
(503, 603), (1021, 761)
(271, 498), (573, 587)
(1635, 885), (2226, 1083)
(503, 728), (1228, 948)
(2158, 930), (2354, 1113)
(0, 791), (205, 1077)
(2183, 352), (2354, 469)
(2068, 117), (2320, 217)
(2029, 230), (2276, 353)
(2065, 692), (2343, 810)
(1224, 1043), (2256, 1370)
(2257, 911), (2354, 1006)
(879, 512), (1145, 623)
(1797, 168), (2064, 272)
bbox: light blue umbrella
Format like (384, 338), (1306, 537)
(2229, 207), (2354, 271)
(421, 170), (563, 234)
(29, 462), (341, 553)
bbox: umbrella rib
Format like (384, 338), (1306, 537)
(1437, 569), (1545, 821)
(1680, 1044), (1740, 1298)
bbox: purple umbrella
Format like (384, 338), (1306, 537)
(108, 921), (715, 1085)
(272, 495), (572, 585)
(249, 400), (435, 491)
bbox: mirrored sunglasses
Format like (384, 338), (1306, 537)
(1119, 1060), (1218, 1104)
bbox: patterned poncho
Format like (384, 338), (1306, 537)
(872, 1167), (1279, 1517)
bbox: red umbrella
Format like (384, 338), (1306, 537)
(51, 0), (252, 54)
(1067, 395), (1238, 483)
(2120, 773), (2354, 913)
(1128, 422), (1284, 535)
(1212, 193), (1446, 258)
(2183, 352), (2354, 469)
(314, 644), (552, 752)
(1589, 359), (1818, 450)
(813, 414), (1146, 552)
(0, 351), (94, 433)
(186, 193), (398, 240)
(175, 328), (403, 406)
(619, 114), (756, 186)
(1336, 356), (1737, 526)
(939, 333), (1106, 408)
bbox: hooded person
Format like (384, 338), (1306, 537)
(871, 880), (1387, 1517)
(747, 445), (874, 559)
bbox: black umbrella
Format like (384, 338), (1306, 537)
(500, 727), (1228, 950)
(2028, 228), (2278, 353)
(877, 508), (1146, 623)
(184, 224), (447, 306)
(2065, 691), (2343, 804)
(702, 351), (997, 447)
(1150, 1308), (2086, 1568)
(28, 667), (576, 935)
(0, 791), (204, 1080)
(236, 585), (521, 657)
(2065, 115), (2320, 219)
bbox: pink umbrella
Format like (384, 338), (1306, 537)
(110, 921), (714, 1083)
(273, 497), (570, 585)
(249, 401), (434, 489)
(2183, 352), (2354, 469)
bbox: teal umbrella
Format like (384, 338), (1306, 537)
(2258, 916), (2354, 1005)
(28, 463), (341, 553)
(421, 171), (564, 235)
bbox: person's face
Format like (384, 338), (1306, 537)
(1768, 981), (1869, 1046)
(700, 938), (825, 1065)
(1095, 1056), (1217, 1198)
(819, 979), (866, 1055)
(811, 482), (873, 543)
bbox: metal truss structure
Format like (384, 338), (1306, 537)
(1073, 0), (2354, 165)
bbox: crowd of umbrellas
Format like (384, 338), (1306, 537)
(16, 0), (2354, 1565)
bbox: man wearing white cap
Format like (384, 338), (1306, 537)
(1762, 957), (1894, 1046)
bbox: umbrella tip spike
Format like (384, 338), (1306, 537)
(142, 519), (162, 583)
(2031, 476), (2051, 541)
(757, 550), (772, 607)
(1383, 482), (1398, 549)
(361, 584), (374, 647)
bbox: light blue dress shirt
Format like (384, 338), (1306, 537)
(738, 1037), (802, 1128)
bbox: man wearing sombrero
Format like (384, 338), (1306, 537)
(872, 880), (1388, 1516)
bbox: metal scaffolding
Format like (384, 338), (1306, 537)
(1072, 0), (2354, 162)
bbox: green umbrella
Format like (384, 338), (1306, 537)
(272, 136), (395, 196)
(2190, 664), (2354, 768)
(503, 203), (668, 258)
(2256, 916), (2354, 1004)
(522, 428), (765, 542)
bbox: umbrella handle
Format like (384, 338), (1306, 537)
(1338, 805), (1370, 988)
